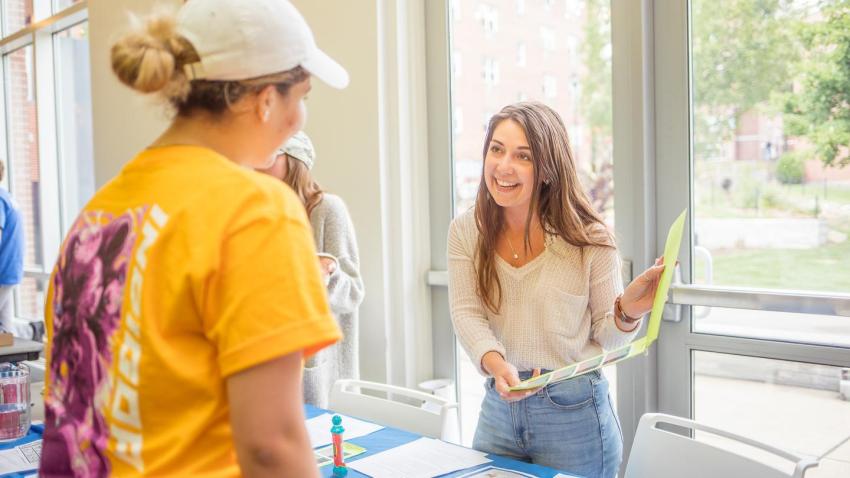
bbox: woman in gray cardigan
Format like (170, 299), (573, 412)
(260, 131), (365, 408)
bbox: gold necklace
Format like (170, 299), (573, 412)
(505, 234), (521, 261)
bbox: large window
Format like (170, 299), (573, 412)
(450, 0), (613, 220)
(0, 1), (92, 330)
(651, 1), (850, 476)
(447, 0), (614, 445)
(686, 2), (850, 476)
(691, 0), (850, 314)
(693, 352), (850, 477)
(2, 1), (34, 35)
(52, 0), (82, 14)
(54, 21), (93, 233)
(4, 45), (42, 319)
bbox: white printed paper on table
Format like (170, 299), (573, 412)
(0, 440), (41, 474)
(348, 437), (491, 478)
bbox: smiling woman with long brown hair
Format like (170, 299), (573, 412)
(448, 102), (666, 477)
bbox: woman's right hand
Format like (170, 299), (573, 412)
(482, 351), (541, 402)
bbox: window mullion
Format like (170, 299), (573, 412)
(33, 28), (59, 272)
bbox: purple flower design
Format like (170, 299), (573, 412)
(41, 208), (145, 477)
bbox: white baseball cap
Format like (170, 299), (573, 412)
(278, 131), (315, 170)
(176, 0), (349, 89)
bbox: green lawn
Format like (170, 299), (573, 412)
(692, 160), (850, 291)
(778, 183), (850, 210)
(695, 238), (850, 293)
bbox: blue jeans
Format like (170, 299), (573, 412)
(472, 370), (623, 478)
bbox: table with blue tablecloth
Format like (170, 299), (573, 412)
(306, 405), (578, 478)
(1, 409), (580, 477)
(0, 423), (42, 478)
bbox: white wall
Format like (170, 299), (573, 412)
(89, 0), (177, 185)
(290, 0), (390, 384)
(89, 0), (391, 384)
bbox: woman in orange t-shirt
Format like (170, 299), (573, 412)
(40, 1), (348, 477)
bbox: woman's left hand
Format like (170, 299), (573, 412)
(620, 257), (668, 318)
(319, 256), (337, 276)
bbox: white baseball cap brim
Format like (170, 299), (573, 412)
(302, 47), (350, 89)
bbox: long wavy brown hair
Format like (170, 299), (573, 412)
(282, 155), (324, 215)
(475, 102), (615, 313)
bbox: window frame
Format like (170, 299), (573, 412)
(0, 1), (89, 322)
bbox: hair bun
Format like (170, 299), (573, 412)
(110, 14), (185, 94)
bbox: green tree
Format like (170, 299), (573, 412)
(691, 0), (801, 158)
(783, 1), (850, 168)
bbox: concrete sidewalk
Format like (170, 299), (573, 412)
(696, 375), (850, 477)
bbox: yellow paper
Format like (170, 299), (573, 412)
(509, 209), (687, 392)
(646, 209), (688, 342)
(315, 442), (367, 467)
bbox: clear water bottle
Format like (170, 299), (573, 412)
(0, 363), (30, 441)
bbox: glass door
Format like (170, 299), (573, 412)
(655, 1), (850, 476)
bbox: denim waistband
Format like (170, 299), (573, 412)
(516, 369), (552, 380)
(515, 369), (602, 380)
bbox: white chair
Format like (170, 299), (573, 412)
(625, 413), (819, 478)
(329, 379), (460, 442)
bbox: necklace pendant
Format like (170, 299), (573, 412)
(512, 253), (519, 260)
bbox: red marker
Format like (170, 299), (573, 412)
(331, 415), (346, 469)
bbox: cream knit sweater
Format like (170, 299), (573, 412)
(448, 208), (639, 374)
